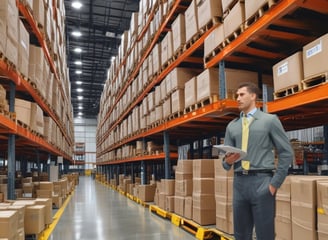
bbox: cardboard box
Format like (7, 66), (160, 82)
(7, 205), (24, 229)
(216, 200), (234, 234)
(174, 196), (185, 216)
(33, 0), (45, 27)
(15, 98), (32, 126)
(0, 0), (18, 41)
(184, 196), (193, 219)
(275, 216), (292, 240)
(171, 89), (185, 114)
(0, 210), (18, 239)
(30, 103), (44, 135)
(158, 193), (167, 210)
(138, 184), (156, 202)
(25, 205), (45, 234)
(166, 196), (175, 212)
(18, 20), (30, 77)
(276, 176), (291, 201)
(160, 77), (167, 102)
(175, 179), (193, 197)
(223, 2), (245, 38)
(6, 36), (18, 66)
(193, 207), (216, 225)
(184, 77), (197, 107)
(215, 177), (233, 202)
(185, 0), (199, 42)
(163, 98), (171, 119)
(273, 52), (303, 92)
(175, 172), (193, 181)
(52, 195), (62, 208)
(303, 33), (328, 78)
(152, 43), (161, 73)
(176, 160), (193, 173)
(193, 178), (214, 194)
(245, 0), (268, 20)
(192, 193), (216, 209)
(317, 181), (328, 239)
(221, 0), (236, 12)
(172, 14), (186, 52)
(197, 0), (222, 29)
(161, 31), (173, 66)
(193, 159), (215, 178)
(162, 179), (175, 195)
(35, 198), (52, 225)
(204, 24), (224, 58)
(196, 68), (219, 102)
(0, 19), (5, 53)
(169, 68), (198, 93)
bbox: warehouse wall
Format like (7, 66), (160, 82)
(74, 118), (97, 170)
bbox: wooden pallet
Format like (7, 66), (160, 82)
(169, 111), (183, 120)
(184, 104), (197, 114)
(224, 24), (245, 45)
(204, 42), (226, 64)
(199, 16), (221, 34)
(273, 84), (301, 99)
(196, 94), (219, 108)
(184, 31), (202, 52)
(244, 0), (281, 29)
(302, 72), (328, 90)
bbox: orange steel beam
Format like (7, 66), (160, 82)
(267, 83), (328, 113)
(99, 0), (183, 129)
(205, 0), (304, 68)
(97, 152), (179, 165)
(0, 59), (21, 86)
(0, 115), (16, 133)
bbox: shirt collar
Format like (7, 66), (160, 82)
(241, 108), (257, 118)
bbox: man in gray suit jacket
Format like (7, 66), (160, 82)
(222, 82), (293, 240)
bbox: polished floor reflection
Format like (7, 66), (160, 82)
(49, 176), (196, 240)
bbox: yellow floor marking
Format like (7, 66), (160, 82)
(38, 192), (74, 240)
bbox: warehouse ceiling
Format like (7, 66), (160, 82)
(64, 0), (139, 119)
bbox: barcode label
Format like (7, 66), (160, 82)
(277, 62), (288, 76)
(306, 41), (322, 58)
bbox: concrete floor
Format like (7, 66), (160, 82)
(49, 176), (196, 240)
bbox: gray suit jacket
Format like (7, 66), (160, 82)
(223, 109), (294, 188)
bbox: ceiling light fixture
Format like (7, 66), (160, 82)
(74, 60), (82, 65)
(72, 1), (83, 9)
(77, 88), (83, 92)
(74, 48), (82, 53)
(78, 112), (83, 115)
(77, 96), (83, 100)
(78, 106), (83, 110)
(76, 81), (82, 85)
(75, 70), (82, 74)
(72, 31), (82, 37)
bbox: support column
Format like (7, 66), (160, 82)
(141, 160), (147, 185)
(219, 61), (226, 99)
(131, 163), (135, 184)
(164, 131), (171, 179)
(7, 82), (16, 200)
(324, 125), (328, 152)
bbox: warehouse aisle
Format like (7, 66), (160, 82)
(49, 176), (196, 240)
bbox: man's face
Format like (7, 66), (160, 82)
(236, 86), (255, 112)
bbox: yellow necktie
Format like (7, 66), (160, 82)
(241, 116), (250, 170)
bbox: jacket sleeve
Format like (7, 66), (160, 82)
(269, 115), (294, 188)
(222, 122), (234, 171)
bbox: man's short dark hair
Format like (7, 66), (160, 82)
(237, 82), (261, 99)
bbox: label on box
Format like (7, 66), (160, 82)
(306, 41), (322, 58)
(277, 62), (288, 76)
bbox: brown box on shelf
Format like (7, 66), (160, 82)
(184, 77), (197, 108)
(0, 19), (5, 54)
(172, 13), (186, 53)
(169, 68), (198, 93)
(196, 68), (219, 102)
(33, 0), (45, 28)
(36, 190), (52, 198)
(18, 20), (30, 77)
(29, 45), (44, 87)
(138, 184), (156, 202)
(30, 102), (44, 135)
(0, 0), (18, 41)
(184, 196), (193, 219)
(176, 160), (193, 173)
(193, 207), (216, 226)
(0, 210), (18, 239)
(197, 0), (222, 29)
(15, 98), (32, 127)
(303, 33), (328, 79)
(158, 193), (167, 210)
(7, 204), (24, 229)
(174, 196), (185, 217)
(245, 0), (268, 20)
(0, 193), (3, 202)
(273, 51), (303, 92)
(223, 1), (245, 38)
(275, 199), (292, 240)
(163, 97), (171, 119)
(6, 35), (18, 67)
(204, 24), (224, 58)
(152, 43), (161, 74)
(192, 193), (216, 210)
(155, 105), (163, 121)
(193, 159), (215, 178)
(25, 205), (45, 234)
(221, 0), (237, 12)
(185, 0), (199, 42)
(193, 178), (215, 195)
(161, 31), (173, 66)
(35, 198), (52, 225)
(171, 89), (184, 114)
(52, 195), (62, 208)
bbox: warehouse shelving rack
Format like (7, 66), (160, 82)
(97, 0), (328, 181)
(0, 0), (74, 199)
